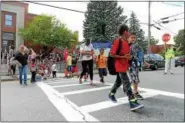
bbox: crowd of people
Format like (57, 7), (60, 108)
(1, 23), (180, 111)
(5, 45), (79, 85)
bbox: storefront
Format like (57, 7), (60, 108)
(1, 32), (15, 52)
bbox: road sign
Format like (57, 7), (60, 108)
(162, 33), (171, 43)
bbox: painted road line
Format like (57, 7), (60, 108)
(52, 81), (102, 88)
(47, 80), (77, 85)
(80, 91), (158, 113)
(60, 86), (112, 96)
(138, 87), (184, 99)
(37, 82), (99, 122)
(98, 81), (184, 99)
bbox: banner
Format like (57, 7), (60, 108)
(92, 42), (112, 49)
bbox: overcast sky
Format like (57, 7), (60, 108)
(27, 1), (184, 44)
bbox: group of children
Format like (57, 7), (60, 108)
(64, 52), (79, 78)
(29, 57), (58, 83)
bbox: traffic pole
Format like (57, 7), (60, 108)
(0, 1), (2, 65)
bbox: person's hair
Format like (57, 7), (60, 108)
(32, 59), (36, 63)
(129, 32), (136, 36)
(119, 24), (129, 36)
(100, 48), (104, 51)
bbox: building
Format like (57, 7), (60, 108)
(1, 1), (37, 52)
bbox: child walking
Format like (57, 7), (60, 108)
(127, 32), (150, 100)
(66, 52), (72, 78)
(30, 59), (37, 83)
(51, 61), (57, 78)
(96, 48), (107, 83)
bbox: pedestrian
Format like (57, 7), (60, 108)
(30, 59), (37, 83)
(96, 48), (107, 83)
(51, 61), (57, 78)
(9, 54), (17, 76)
(108, 24), (143, 111)
(14, 45), (29, 86)
(79, 39), (95, 85)
(71, 53), (79, 78)
(127, 32), (150, 100)
(164, 43), (181, 75)
(66, 52), (72, 78)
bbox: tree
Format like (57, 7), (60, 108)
(83, 1), (127, 42)
(174, 29), (184, 54)
(19, 14), (76, 49)
(129, 12), (146, 52)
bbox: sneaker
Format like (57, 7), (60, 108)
(170, 72), (174, 75)
(90, 82), (95, 86)
(109, 93), (117, 103)
(24, 83), (28, 86)
(79, 79), (82, 84)
(164, 72), (167, 75)
(134, 93), (144, 100)
(129, 98), (144, 111)
(100, 78), (104, 83)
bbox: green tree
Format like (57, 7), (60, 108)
(174, 29), (184, 54)
(83, 1), (127, 42)
(19, 14), (76, 48)
(129, 12), (146, 52)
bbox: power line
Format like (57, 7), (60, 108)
(153, 20), (177, 34)
(162, 2), (184, 7)
(160, 12), (184, 20)
(25, 1), (85, 13)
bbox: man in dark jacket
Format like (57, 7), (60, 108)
(15, 45), (29, 86)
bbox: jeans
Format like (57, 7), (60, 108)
(19, 65), (28, 84)
(110, 73), (134, 99)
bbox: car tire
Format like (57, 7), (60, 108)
(154, 64), (158, 70)
(181, 65), (183, 67)
(175, 65), (177, 67)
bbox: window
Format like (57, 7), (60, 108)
(5, 14), (13, 26)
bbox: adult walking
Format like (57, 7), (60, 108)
(15, 45), (29, 86)
(79, 39), (95, 85)
(164, 43), (181, 75)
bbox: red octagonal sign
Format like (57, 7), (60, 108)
(162, 33), (171, 43)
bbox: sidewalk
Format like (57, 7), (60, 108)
(0, 73), (65, 82)
(1, 70), (99, 82)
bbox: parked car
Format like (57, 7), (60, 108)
(175, 55), (185, 67)
(143, 54), (165, 70)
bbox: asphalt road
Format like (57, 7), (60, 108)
(1, 67), (184, 122)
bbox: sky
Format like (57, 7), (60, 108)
(27, 1), (184, 44)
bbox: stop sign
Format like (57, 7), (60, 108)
(162, 33), (171, 43)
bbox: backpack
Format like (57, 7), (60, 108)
(107, 38), (122, 75)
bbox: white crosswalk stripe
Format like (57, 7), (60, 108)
(38, 78), (184, 122)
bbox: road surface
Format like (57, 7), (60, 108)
(1, 67), (184, 122)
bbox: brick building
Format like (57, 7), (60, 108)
(1, 1), (37, 52)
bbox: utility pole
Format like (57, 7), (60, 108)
(0, 1), (2, 65)
(148, 1), (151, 54)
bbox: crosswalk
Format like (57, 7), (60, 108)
(37, 78), (184, 122)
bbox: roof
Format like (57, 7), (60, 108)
(2, 1), (28, 7)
